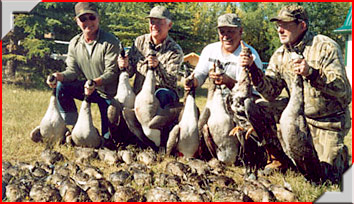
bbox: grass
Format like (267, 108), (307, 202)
(2, 83), (352, 202)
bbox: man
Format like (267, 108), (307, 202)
(184, 13), (265, 164)
(246, 5), (352, 182)
(48, 2), (120, 146)
(185, 13), (263, 95)
(118, 5), (183, 108)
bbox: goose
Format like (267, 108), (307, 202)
(279, 51), (322, 183)
(30, 75), (67, 148)
(70, 80), (101, 148)
(166, 69), (200, 158)
(107, 66), (135, 145)
(199, 60), (238, 165)
(134, 45), (182, 151)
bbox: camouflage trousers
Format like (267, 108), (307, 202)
(256, 98), (351, 182)
(307, 108), (351, 182)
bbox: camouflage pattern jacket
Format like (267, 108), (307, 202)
(250, 31), (352, 121)
(127, 34), (184, 94)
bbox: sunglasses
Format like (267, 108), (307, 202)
(78, 15), (96, 23)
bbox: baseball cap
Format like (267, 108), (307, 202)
(217, 14), (242, 28)
(75, 2), (98, 18)
(146, 6), (171, 20)
(270, 5), (308, 22)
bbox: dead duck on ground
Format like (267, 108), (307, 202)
(29, 182), (61, 202)
(145, 187), (180, 202)
(70, 80), (102, 148)
(97, 148), (119, 165)
(30, 74), (68, 148)
(59, 178), (90, 202)
(199, 60), (238, 165)
(137, 149), (157, 165)
(111, 186), (143, 202)
(166, 67), (200, 158)
(40, 149), (64, 166)
(109, 170), (132, 187)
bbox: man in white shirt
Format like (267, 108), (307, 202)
(185, 13), (263, 95)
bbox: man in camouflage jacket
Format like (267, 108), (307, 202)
(118, 5), (184, 108)
(247, 5), (352, 182)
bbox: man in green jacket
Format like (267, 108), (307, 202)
(244, 5), (351, 183)
(48, 2), (120, 145)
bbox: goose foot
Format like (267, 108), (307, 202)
(65, 135), (75, 147)
(229, 126), (244, 136)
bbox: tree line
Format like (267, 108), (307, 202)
(2, 2), (351, 88)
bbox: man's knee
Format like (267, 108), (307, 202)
(155, 88), (178, 108)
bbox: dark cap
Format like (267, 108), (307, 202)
(146, 6), (171, 20)
(217, 14), (241, 28)
(75, 2), (98, 18)
(270, 5), (308, 22)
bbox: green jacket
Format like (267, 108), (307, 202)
(250, 31), (352, 120)
(62, 29), (120, 99)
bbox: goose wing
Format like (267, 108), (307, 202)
(148, 103), (183, 129)
(122, 108), (157, 149)
(166, 125), (180, 156)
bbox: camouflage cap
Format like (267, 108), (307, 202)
(270, 5), (308, 22)
(146, 6), (172, 20)
(217, 14), (242, 28)
(75, 2), (98, 18)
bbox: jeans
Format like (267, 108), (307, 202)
(155, 88), (178, 108)
(56, 81), (111, 137)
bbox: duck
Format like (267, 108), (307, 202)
(29, 182), (61, 202)
(111, 186), (142, 202)
(199, 60), (238, 165)
(59, 178), (90, 202)
(109, 170), (131, 187)
(30, 74), (67, 148)
(166, 68), (200, 158)
(70, 80), (102, 148)
(97, 148), (118, 165)
(134, 46), (182, 151)
(145, 187), (179, 202)
(279, 51), (322, 183)
(228, 42), (267, 178)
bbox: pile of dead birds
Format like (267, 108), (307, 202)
(2, 145), (298, 202)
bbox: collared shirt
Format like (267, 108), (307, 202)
(62, 29), (120, 99)
(253, 31), (352, 119)
(194, 41), (263, 96)
(127, 34), (184, 94)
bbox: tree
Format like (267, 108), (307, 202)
(2, 2), (350, 88)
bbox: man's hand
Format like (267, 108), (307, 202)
(118, 55), (129, 70)
(46, 72), (63, 88)
(184, 73), (197, 91)
(147, 55), (159, 68)
(209, 68), (236, 89)
(293, 58), (311, 76)
(84, 80), (96, 96)
(239, 40), (254, 68)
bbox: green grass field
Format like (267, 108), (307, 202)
(2, 83), (352, 202)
